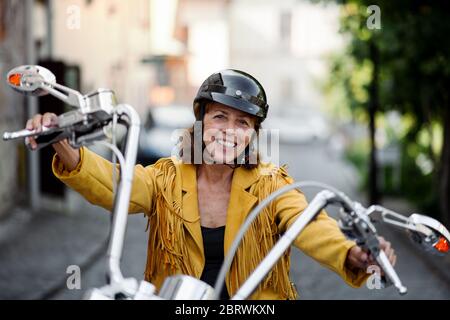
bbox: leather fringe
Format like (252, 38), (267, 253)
(143, 159), (298, 299)
(143, 158), (195, 286)
(227, 164), (298, 300)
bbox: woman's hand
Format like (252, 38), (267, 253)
(346, 236), (397, 272)
(25, 112), (59, 149)
(25, 112), (80, 171)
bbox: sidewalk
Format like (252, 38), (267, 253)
(0, 190), (148, 300)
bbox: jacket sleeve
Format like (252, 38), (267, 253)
(274, 175), (369, 288)
(52, 146), (157, 215)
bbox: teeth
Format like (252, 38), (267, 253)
(217, 139), (235, 148)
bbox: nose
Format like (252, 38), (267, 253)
(215, 118), (238, 136)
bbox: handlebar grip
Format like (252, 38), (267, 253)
(3, 126), (59, 141)
(3, 126), (71, 151)
(31, 129), (71, 150)
(376, 250), (407, 295)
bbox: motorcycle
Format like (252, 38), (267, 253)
(3, 65), (450, 300)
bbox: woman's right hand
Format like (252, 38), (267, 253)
(25, 112), (81, 171)
(25, 112), (59, 149)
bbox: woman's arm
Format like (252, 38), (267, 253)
(26, 112), (156, 214)
(52, 145), (157, 215)
(274, 180), (369, 288)
(52, 139), (81, 171)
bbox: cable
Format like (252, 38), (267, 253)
(94, 141), (126, 194)
(94, 135), (126, 261)
(111, 112), (118, 194)
(38, 120), (128, 300)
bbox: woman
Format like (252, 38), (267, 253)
(26, 69), (396, 300)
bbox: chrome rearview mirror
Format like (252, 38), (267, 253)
(7, 65), (85, 109)
(408, 213), (450, 255)
(366, 205), (449, 255)
(7, 65), (56, 96)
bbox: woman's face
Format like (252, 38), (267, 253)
(202, 102), (257, 164)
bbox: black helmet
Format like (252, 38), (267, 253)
(193, 69), (269, 122)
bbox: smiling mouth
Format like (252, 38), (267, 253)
(216, 139), (237, 148)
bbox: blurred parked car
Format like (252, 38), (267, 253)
(136, 105), (195, 166)
(264, 108), (330, 144)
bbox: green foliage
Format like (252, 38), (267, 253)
(400, 139), (439, 216)
(320, 0), (450, 215)
(344, 138), (369, 191)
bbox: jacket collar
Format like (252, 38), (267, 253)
(178, 160), (260, 258)
(180, 161), (260, 192)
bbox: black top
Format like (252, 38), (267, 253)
(200, 225), (229, 300)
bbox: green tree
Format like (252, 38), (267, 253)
(319, 0), (450, 225)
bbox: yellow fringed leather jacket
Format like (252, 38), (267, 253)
(52, 146), (368, 300)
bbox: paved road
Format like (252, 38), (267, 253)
(0, 140), (449, 299)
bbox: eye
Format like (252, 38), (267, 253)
(214, 114), (225, 119)
(239, 119), (249, 126)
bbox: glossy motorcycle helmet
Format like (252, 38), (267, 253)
(193, 69), (269, 122)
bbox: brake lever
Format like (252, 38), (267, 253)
(3, 126), (64, 141)
(375, 250), (407, 294)
(3, 106), (113, 151)
(3, 125), (71, 151)
(339, 203), (408, 295)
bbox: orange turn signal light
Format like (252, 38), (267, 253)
(8, 73), (22, 86)
(434, 236), (449, 253)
